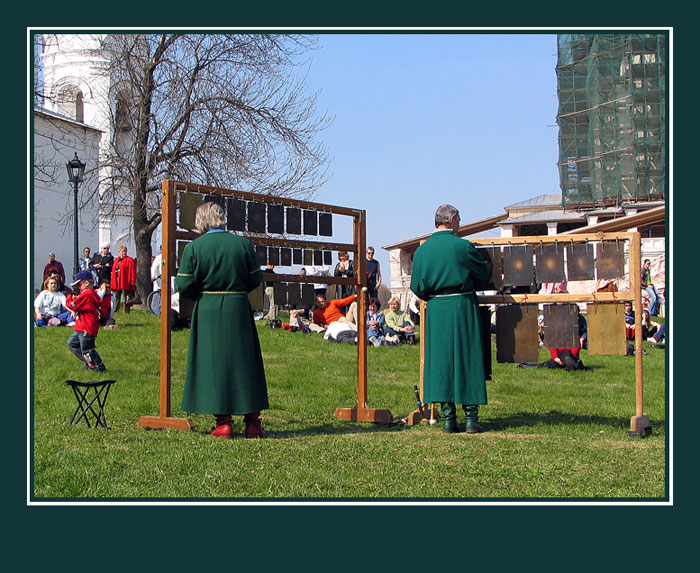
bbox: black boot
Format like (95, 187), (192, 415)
(463, 405), (484, 434)
(440, 402), (461, 433)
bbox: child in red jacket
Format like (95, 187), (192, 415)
(66, 270), (107, 372)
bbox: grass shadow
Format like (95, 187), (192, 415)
(485, 409), (666, 433)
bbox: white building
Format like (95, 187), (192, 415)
(33, 34), (155, 291)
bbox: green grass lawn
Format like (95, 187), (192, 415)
(31, 310), (667, 500)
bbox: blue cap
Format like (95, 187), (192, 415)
(71, 270), (93, 286)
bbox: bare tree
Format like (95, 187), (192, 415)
(39, 33), (331, 300)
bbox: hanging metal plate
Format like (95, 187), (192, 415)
(535, 243), (566, 284)
(476, 247), (503, 290)
(302, 283), (316, 305)
(178, 192), (203, 231)
(496, 304), (539, 363)
(273, 282), (288, 307)
(247, 202), (266, 233)
(319, 212), (333, 237)
(248, 283), (264, 311)
(479, 306), (493, 380)
(255, 245), (268, 266)
(267, 204), (284, 234)
(566, 242), (595, 281)
(596, 241), (625, 279)
(280, 248), (292, 267)
(503, 245), (534, 287)
(286, 207), (302, 235)
(542, 303), (579, 349)
(288, 283), (302, 306)
(226, 198), (246, 231)
(303, 210), (318, 235)
(586, 303), (627, 355)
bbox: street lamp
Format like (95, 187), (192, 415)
(66, 152), (86, 280)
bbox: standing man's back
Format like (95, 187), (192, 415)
(410, 204), (491, 433)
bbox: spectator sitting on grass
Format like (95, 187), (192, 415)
(366, 297), (386, 347)
(384, 296), (416, 344)
(312, 293), (357, 331)
(33, 277), (74, 327)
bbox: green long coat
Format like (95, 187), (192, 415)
(410, 230), (491, 405)
(176, 229), (269, 415)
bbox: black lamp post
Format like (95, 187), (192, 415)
(66, 152), (86, 280)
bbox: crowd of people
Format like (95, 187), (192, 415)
(34, 243), (142, 373)
(36, 244), (138, 330)
(34, 202), (666, 439)
(262, 248), (419, 348)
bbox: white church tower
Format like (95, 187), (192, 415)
(34, 34), (142, 289)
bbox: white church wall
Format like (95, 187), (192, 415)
(33, 111), (102, 292)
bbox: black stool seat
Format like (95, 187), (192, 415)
(66, 379), (116, 429)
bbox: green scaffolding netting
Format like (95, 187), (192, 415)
(556, 33), (666, 208)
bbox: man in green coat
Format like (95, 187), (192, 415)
(176, 202), (269, 438)
(410, 204), (491, 433)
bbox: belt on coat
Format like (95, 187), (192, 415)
(430, 291), (475, 300)
(201, 291), (247, 295)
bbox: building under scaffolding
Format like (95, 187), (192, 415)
(556, 33), (666, 209)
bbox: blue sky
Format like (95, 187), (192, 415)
(303, 32), (560, 279)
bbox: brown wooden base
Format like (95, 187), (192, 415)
(334, 407), (393, 424)
(627, 414), (651, 438)
(405, 405), (435, 426)
(137, 415), (194, 431)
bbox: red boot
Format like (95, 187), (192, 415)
(244, 411), (266, 438)
(211, 415), (233, 438)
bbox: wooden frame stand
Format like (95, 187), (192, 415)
(469, 232), (652, 439)
(137, 180), (392, 431)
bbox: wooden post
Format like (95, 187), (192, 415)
(628, 231), (651, 437)
(405, 240), (430, 426)
(138, 180), (194, 431)
(334, 209), (392, 424)
(356, 210), (368, 408)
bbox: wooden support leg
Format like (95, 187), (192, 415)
(137, 415), (194, 431)
(627, 414), (651, 438)
(334, 407), (393, 424)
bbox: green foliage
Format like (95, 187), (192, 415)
(32, 311), (666, 500)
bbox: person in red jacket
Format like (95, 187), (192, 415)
(110, 245), (137, 313)
(66, 270), (107, 372)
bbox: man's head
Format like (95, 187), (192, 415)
(434, 204), (460, 231)
(644, 259), (651, 268)
(48, 252), (56, 262)
(71, 270), (94, 291)
(624, 301), (633, 313)
(366, 247), (375, 260)
(83, 247), (91, 258)
(315, 295), (329, 309)
(101, 244), (110, 254)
